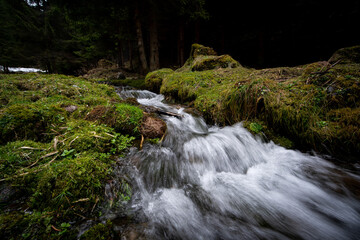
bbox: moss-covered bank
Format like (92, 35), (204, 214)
(145, 44), (360, 160)
(0, 73), (145, 239)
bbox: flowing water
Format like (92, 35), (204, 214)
(116, 88), (360, 240)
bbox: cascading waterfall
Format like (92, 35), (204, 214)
(116, 87), (360, 240)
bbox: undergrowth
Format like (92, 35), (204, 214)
(146, 44), (360, 158)
(0, 73), (142, 239)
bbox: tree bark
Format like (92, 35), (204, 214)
(128, 40), (133, 70)
(149, 7), (159, 71)
(194, 20), (200, 43)
(177, 19), (185, 66)
(134, 4), (148, 73)
(119, 40), (124, 68)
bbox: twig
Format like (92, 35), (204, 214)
(51, 129), (61, 135)
(68, 136), (79, 146)
(311, 59), (341, 75)
(51, 225), (61, 232)
(104, 132), (115, 138)
(140, 135), (144, 149)
(53, 136), (58, 150)
(91, 197), (99, 213)
(19, 146), (45, 150)
(72, 198), (90, 203)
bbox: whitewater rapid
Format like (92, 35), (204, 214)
(117, 88), (360, 240)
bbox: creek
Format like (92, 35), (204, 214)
(115, 88), (360, 240)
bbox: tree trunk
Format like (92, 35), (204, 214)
(128, 40), (133, 70)
(257, 30), (265, 67)
(194, 20), (200, 43)
(134, 4), (148, 73)
(119, 40), (124, 68)
(3, 65), (9, 73)
(177, 20), (185, 66)
(149, 7), (159, 71)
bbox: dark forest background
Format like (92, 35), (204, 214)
(1, 0), (359, 75)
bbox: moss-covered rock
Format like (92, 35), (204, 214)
(190, 43), (217, 58)
(191, 55), (240, 71)
(145, 68), (174, 93)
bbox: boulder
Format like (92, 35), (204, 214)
(97, 59), (116, 69)
(190, 43), (217, 58)
(191, 54), (240, 71)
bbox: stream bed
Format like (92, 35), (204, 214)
(115, 88), (360, 240)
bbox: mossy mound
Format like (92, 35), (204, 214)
(147, 45), (360, 160)
(177, 43), (218, 72)
(191, 55), (240, 71)
(0, 73), (141, 239)
(190, 43), (217, 58)
(145, 68), (174, 93)
(329, 45), (360, 64)
(83, 59), (146, 89)
(85, 104), (143, 135)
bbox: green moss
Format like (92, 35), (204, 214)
(0, 73), (139, 239)
(145, 68), (174, 93)
(0, 103), (67, 144)
(189, 43), (217, 58)
(114, 103), (143, 134)
(80, 220), (113, 240)
(191, 55), (240, 71)
(85, 103), (143, 135)
(0, 140), (50, 179)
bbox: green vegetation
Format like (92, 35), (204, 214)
(145, 68), (174, 93)
(0, 73), (143, 239)
(146, 44), (360, 158)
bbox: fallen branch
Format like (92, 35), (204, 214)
(156, 109), (183, 119)
(306, 59), (341, 84)
(311, 59), (341, 75)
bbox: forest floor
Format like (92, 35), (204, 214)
(0, 73), (160, 239)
